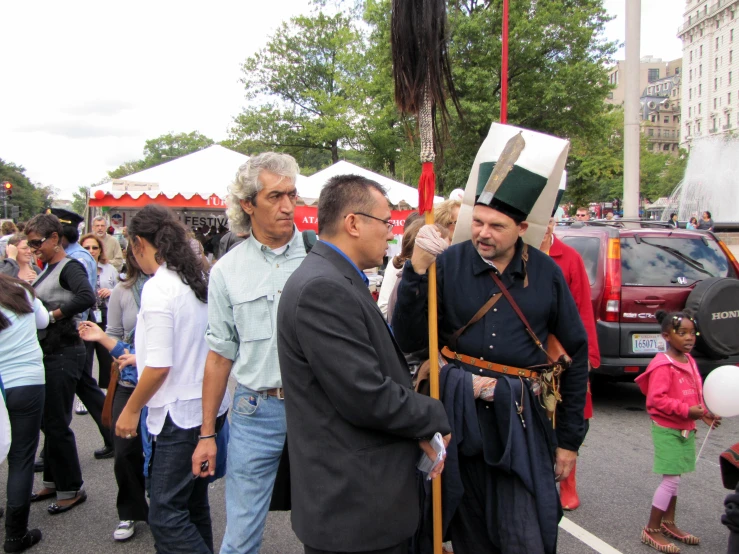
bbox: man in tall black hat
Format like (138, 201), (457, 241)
(48, 208), (113, 459)
(392, 124), (589, 554)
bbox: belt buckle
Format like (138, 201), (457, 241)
(276, 388), (285, 400)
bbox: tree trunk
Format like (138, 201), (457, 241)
(388, 158), (396, 176)
(331, 142), (339, 164)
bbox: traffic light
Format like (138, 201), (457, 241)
(2, 182), (12, 199)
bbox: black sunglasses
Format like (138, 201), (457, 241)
(27, 237), (48, 250)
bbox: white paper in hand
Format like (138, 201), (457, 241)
(417, 432), (446, 478)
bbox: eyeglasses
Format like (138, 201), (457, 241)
(27, 238), (48, 250)
(353, 212), (394, 232)
(83, 245), (101, 251)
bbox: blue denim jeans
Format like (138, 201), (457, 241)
(220, 385), (287, 554)
(149, 413), (225, 554)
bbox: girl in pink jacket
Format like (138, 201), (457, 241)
(635, 310), (719, 553)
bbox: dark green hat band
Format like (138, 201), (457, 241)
(476, 161), (548, 217)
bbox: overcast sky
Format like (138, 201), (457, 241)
(0, 0), (684, 200)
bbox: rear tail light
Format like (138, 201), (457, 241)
(716, 238), (739, 276)
(624, 365), (640, 373)
(600, 237), (622, 323)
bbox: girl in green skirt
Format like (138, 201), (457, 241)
(635, 310), (720, 553)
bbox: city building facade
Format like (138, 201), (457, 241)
(607, 57), (683, 156)
(678, 0), (739, 147)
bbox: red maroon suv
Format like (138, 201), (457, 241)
(554, 220), (739, 378)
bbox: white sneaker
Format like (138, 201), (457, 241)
(113, 520), (135, 541)
(75, 398), (88, 415)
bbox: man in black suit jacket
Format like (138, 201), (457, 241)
(277, 175), (451, 554)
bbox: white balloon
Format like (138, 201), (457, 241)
(703, 365), (739, 418)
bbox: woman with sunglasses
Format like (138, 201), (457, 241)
(24, 213), (96, 516)
(5, 235), (37, 284)
(79, 233), (118, 390)
(114, 205), (228, 553)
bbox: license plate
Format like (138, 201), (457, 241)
(632, 333), (666, 354)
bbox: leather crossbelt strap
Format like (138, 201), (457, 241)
(488, 270), (556, 365)
(448, 292), (502, 350)
(441, 346), (541, 379)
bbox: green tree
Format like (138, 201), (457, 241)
(229, 9), (365, 164)
(437, 0), (618, 193)
(0, 159), (55, 221)
(71, 185), (90, 215)
(109, 131), (214, 179)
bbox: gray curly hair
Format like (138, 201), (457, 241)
(225, 152), (300, 234)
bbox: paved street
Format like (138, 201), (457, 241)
(1, 378), (736, 554)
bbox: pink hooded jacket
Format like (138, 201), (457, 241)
(635, 352), (704, 431)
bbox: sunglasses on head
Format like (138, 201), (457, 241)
(27, 237), (48, 249)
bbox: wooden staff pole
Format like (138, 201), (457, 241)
(501, 0), (510, 123)
(424, 210), (442, 554)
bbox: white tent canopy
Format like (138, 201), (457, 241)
(300, 160), (444, 208)
(91, 145), (309, 201)
(91, 148), (439, 208)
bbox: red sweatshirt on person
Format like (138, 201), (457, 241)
(635, 352), (705, 431)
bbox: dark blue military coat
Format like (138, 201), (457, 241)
(392, 237), (589, 451)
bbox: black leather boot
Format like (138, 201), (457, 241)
(4, 505), (41, 553)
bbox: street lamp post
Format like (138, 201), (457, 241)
(623, 0), (642, 218)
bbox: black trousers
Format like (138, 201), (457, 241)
(42, 344), (85, 494)
(79, 314), (111, 447)
(84, 310), (112, 389)
(4, 385), (44, 539)
(111, 384), (148, 522)
(304, 542), (409, 554)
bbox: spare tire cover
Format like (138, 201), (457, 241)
(685, 277), (739, 358)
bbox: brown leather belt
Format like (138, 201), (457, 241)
(264, 388), (285, 399)
(441, 346), (540, 379)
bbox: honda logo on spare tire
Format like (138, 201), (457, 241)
(686, 278), (739, 359)
(712, 311), (739, 319)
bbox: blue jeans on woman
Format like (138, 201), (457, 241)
(148, 413), (225, 554)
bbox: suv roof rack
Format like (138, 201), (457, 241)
(559, 219), (675, 229)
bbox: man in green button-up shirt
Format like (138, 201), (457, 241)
(192, 152), (307, 554)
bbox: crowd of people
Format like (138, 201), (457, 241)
(572, 206), (716, 229)
(0, 141), (736, 554)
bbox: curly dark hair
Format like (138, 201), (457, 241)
(655, 309), (700, 335)
(127, 205), (208, 303)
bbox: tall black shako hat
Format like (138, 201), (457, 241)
(453, 123), (569, 248)
(46, 208), (84, 228)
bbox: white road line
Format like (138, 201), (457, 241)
(559, 517), (624, 554)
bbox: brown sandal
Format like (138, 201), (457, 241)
(641, 527), (681, 553)
(661, 521), (700, 545)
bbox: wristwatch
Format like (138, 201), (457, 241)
(48, 311), (56, 324)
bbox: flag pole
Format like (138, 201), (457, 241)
(425, 209), (442, 554)
(391, 1), (461, 550)
(417, 100), (443, 554)
(501, 0), (510, 123)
